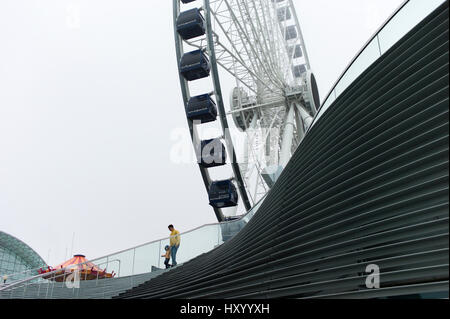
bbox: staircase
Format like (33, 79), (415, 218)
(0, 270), (164, 299)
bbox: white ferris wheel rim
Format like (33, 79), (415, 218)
(174, 0), (317, 220)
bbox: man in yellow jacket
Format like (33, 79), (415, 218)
(168, 224), (181, 266)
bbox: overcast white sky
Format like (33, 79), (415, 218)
(0, 0), (403, 266)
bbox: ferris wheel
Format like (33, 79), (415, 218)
(173, 0), (320, 222)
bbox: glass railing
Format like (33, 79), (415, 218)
(0, 195), (266, 298)
(86, 196), (264, 280)
(309, 0), (446, 130)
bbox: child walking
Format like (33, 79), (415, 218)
(161, 245), (171, 269)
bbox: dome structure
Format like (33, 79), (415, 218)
(0, 231), (46, 280)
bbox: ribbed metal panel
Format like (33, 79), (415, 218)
(116, 2), (449, 299)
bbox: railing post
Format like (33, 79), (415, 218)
(131, 248), (136, 289)
(376, 35), (382, 56)
(158, 240), (161, 269)
(50, 278), (55, 299)
(217, 224), (220, 246)
(103, 270), (107, 299)
(45, 277), (50, 299)
(23, 281), (27, 299)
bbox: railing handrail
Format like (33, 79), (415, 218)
(0, 263), (48, 281)
(309, 0), (410, 129)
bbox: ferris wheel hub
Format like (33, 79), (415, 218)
(300, 71), (321, 114)
(230, 87), (257, 132)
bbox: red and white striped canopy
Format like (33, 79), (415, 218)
(53, 255), (103, 272)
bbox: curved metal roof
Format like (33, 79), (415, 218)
(0, 231), (47, 269)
